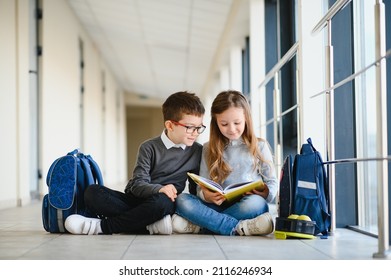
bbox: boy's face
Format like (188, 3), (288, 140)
(166, 114), (204, 146)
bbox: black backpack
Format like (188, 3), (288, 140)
(278, 138), (331, 237)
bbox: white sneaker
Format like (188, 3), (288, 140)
(146, 215), (172, 235)
(65, 214), (102, 235)
(236, 212), (274, 236)
(172, 214), (200, 234)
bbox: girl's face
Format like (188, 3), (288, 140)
(215, 106), (246, 141)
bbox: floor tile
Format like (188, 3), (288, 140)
(0, 203), (386, 261)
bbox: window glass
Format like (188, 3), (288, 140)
(353, 0), (378, 235)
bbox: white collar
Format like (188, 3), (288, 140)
(161, 130), (186, 150)
(228, 137), (245, 146)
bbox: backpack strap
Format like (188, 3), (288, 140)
(307, 138), (331, 237)
(79, 156), (96, 186)
(86, 155), (104, 185)
(73, 151), (104, 186)
(66, 149), (104, 187)
(300, 138), (320, 155)
(67, 149), (80, 156)
(306, 138), (319, 152)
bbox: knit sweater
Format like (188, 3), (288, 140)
(125, 135), (202, 198)
(199, 138), (278, 203)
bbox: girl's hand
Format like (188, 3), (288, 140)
(200, 185), (226, 205)
(247, 184), (269, 200)
(159, 184), (178, 202)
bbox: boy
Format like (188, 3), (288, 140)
(65, 91), (205, 235)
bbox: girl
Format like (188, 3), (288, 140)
(173, 90), (278, 236)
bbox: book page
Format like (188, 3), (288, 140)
(224, 181), (252, 190)
(187, 173), (224, 192)
(200, 177), (224, 191)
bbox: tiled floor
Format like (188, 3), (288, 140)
(0, 201), (388, 260)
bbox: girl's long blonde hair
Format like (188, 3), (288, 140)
(206, 90), (270, 183)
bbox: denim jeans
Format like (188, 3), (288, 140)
(175, 193), (269, 235)
(84, 184), (175, 234)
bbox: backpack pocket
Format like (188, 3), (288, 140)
(47, 156), (77, 210)
(294, 183), (324, 234)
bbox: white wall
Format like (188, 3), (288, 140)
(102, 69), (122, 186)
(83, 39), (104, 164)
(0, 0), (33, 208)
(41, 0), (127, 191)
(0, 0), (127, 209)
(0, 0), (18, 208)
(41, 0), (81, 174)
(16, 0), (32, 206)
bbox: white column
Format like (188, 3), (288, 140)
(249, 0), (264, 137)
(219, 66), (230, 90)
(230, 45), (242, 91)
(373, 0), (389, 259)
(298, 0), (326, 154)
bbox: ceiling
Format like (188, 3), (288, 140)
(67, 0), (249, 104)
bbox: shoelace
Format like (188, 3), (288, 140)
(184, 224), (196, 232)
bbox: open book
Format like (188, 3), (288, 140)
(187, 172), (265, 202)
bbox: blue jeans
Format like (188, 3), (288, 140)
(175, 193), (269, 235)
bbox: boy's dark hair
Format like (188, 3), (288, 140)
(162, 91), (205, 121)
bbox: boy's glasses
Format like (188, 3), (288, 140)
(170, 120), (206, 134)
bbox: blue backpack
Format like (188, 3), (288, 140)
(278, 138), (331, 237)
(42, 149), (104, 233)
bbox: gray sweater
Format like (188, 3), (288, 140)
(199, 138), (278, 203)
(125, 136), (202, 198)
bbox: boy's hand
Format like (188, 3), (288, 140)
(159, 184), (178, 202)
(200, 185), (226, 205)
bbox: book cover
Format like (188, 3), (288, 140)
(187, 172), (265, 202)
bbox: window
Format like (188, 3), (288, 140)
(353, 0), (378, 235)
(263, 0), (298, 167)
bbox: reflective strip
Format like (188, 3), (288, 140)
(298, 180), (316, 190)
(57, 210), (65, 232)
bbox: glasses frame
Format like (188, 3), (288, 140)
(170, 120), (206, 134)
